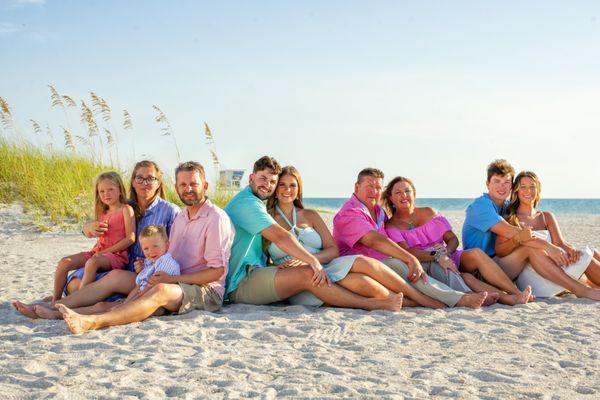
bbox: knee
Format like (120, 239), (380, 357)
(151, 283), (175, 302)
(84, 258), (100, 270)
(353, 255), (377, 271)
(97, 301), (114, 312)
(57, 258), (71, 272)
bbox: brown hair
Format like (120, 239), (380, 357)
(486, 159), (515, 182)
(357, 167), (384, 184)
(175, 161), (206, 180)
(504, 171), (542, 227)
(253, 156), (282, 174)
(264, 166), (305, 253)
(94, 171), (127, 220)
(129, 160), (166, 220)
(382, 176), (416, 215)
(139, 224), (168, 242)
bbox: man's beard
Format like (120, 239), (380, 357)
(180, 192), (200, 206)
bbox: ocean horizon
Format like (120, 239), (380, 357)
(304, 198), (600, 215)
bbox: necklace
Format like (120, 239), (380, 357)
(395, 215), (416, 230)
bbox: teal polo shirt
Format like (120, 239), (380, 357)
(224, 186), (276, 296)
(462, 193), (508, 257)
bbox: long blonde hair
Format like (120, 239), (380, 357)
(94, 171), (127, 220)
(504, 171), (541, 227)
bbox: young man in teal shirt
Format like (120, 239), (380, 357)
(224, 156), (403, 311)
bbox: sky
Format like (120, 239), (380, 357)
(1, 0), (599, 198)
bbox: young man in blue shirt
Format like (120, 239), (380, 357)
(463, 159), (600, 300)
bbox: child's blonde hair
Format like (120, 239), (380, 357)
(94, 171), (127, 220)
(139, 224), (168, 242)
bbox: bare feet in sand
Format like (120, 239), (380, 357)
(455, 292), (488, 309)
(373, 293), (403, 312)
(12, 301), (39, 319)
(579, 288), (600, 301)
(57, 304), (96, 334)
(482, 292), (500, 306)
(34, 304), (62, 320)
(501, 286), (534, 306)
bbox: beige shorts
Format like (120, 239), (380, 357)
(229, 266), (280, 305)
(177, 283), (223, 314)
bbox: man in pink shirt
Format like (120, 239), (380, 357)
(333, 168), (489, 309)
(58, 161), (235, 333)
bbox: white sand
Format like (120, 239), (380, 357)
(2, 204), (600, 399)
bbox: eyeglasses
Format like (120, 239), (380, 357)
(134, 175), (159, 185)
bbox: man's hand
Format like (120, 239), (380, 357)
(407, 257), (427, 283)
(83, 221), (108, 238)
(149, 271), (174, 285)
(134, 258), (145, 274)
(276, 258), (309, 269)
(309, 261), (331, 287)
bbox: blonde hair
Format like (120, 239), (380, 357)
(504, 171), (542, 227)
(139, 224), (168, 242)
(94, 171), (127, 220)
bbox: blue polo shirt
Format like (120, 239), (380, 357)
(462, 193), (508, 257)
(224, 186), (276, 296)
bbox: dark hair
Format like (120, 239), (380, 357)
(175, 161), (206, 180)
(129, 160), (166, 221)
(382, 176), (416, 214)
(357, 167), (384, 184)
(487, 159), (515, 182)
(139, 224), (168, 242)
(253, 156), (282, 174)
(504, 171), (542, 227)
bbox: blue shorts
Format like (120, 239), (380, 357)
(64, 268), (124, 302)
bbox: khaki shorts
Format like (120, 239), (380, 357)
(229, 266), (280, 305)
(178, 283), (223, 314)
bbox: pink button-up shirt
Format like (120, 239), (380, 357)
(333, 194), (388, 261)
(168, 199), (235, 299)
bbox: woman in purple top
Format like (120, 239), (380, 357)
(383, 176), (534, 306)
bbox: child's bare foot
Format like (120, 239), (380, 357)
(12, 301), (39, 319)
(502, 286), (534, 305)
(455, 292), (488, 309)
(56, 304), (96, 334)
(33, 304), (62, 320)
(373, 293), (403, 312)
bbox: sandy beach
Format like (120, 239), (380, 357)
(2, 203), (600, 399)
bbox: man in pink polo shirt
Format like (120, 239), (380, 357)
(333, 168), (489, 309)
(58, 161), (235, 333)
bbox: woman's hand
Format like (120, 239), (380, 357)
(309, 261), (331, 287)
(545, 244), (571, 267)
(562, 244), (581, 264)
(134, 258), (145, 274)
(438, 255), (460, 274)
(407, 257), (427, 283)
(83, 221), (108, 238)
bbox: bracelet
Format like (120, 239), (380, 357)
(433, 249), (446, 263)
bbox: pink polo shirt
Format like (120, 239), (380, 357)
(333, 194), (388, 261)
(168, 199), (235, 299)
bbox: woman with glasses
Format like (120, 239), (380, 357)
(14, 160), (181, 319)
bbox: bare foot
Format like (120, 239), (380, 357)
(33, 304), (62, 320)
(455, 292), (488, 309)
(482, 292), (500, 306)
(502, 286), (534, 306)
(580, 288), (600, 301)
(372, 293), (403, 312)
(56, 304), (96, 334)
(12, 301), (39, 319)
(41, 295), (53, 302)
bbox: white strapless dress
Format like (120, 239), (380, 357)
(516, 230), (593, 297)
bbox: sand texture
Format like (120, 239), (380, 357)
(2, 204), (600, 399)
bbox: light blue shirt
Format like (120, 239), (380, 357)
(462, 193), (508, 257)
(224, 186), (276, 296)
(128, 197), (181, 269)
(135, 252), (181, 291)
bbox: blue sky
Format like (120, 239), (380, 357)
(1, 0), (599, 197)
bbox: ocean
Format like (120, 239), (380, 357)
(304, 198), (600, 215)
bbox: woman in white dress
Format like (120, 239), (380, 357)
(265, 166), (444, 308)
(496, 171), (600, 297)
